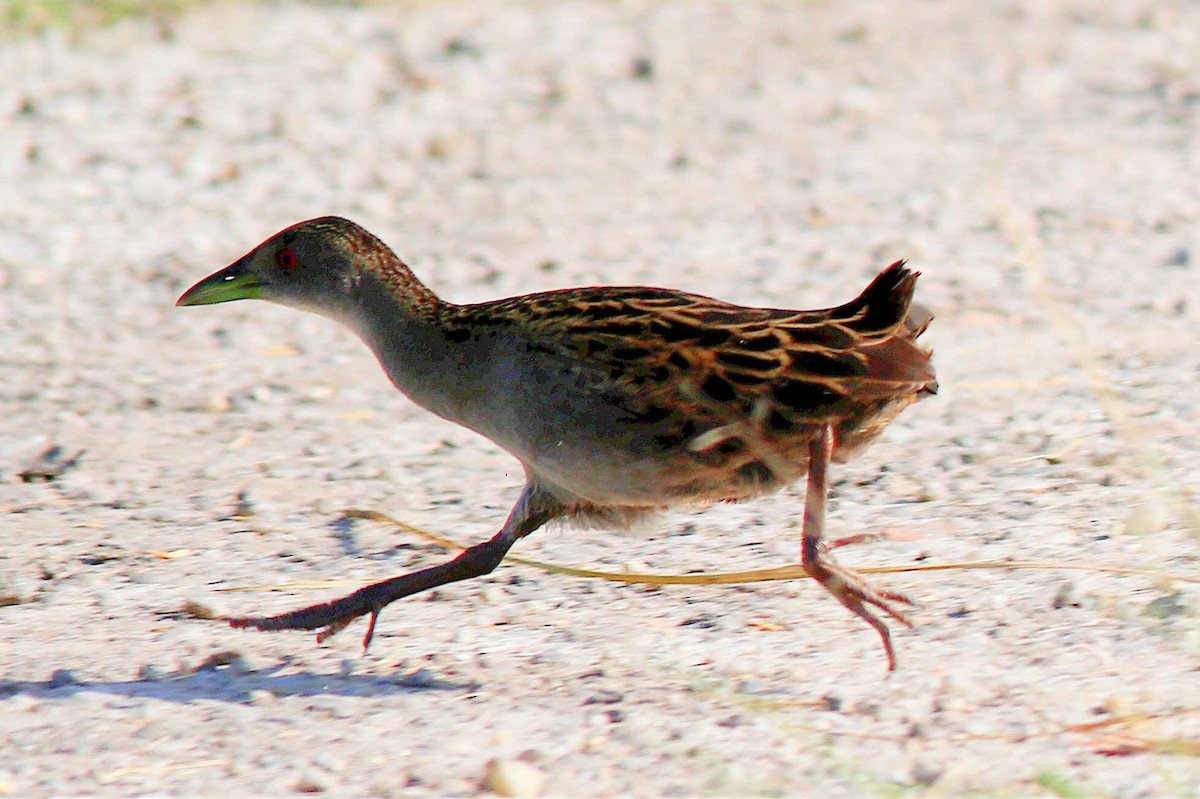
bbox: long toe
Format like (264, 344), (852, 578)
(225, 594), (373, 636)
(804, 555), (916, 671)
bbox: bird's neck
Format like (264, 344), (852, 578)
(360, 252), (443, 321)
(343, 265), (469, 418)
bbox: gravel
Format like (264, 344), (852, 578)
(1, 0), (1198, 796)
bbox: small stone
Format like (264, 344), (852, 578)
(180, 599), (218, 619)
(17, 445), (83, 483)
(0, 571), (37, 607)
(424, 131), (474, 161)
(195, 650), (246, 672)
(1162, 247), (1190, 268)
(248, 689), (276, 706)
(1104, 694), (1131, 715)
(137, 664), (163, 681)
(1145, 592), (1191, 619)
(583, 689), (623, 705)
(911, 760), (943, 786)
(48, 669), (76, 688)
(204, 392), (232, 413)
(1052, 580), (1084, 609)
(483, 759), (544, 798)
(631, 56), (654, 81)
(1124, 502), (1169, 535)
(948, 599), (977, 617)
(1152, 573), (1177, 594)
(295, 772), (329, 793)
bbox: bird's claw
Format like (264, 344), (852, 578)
(804, 553), (915, 672)
(224, 589), (383, 650)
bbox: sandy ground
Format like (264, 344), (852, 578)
(2, 0), (1199, 795)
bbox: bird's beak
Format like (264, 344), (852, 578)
(176, 261), (264, 306)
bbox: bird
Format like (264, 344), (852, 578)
(176, 216), (937, 671)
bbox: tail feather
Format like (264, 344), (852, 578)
(838, 261), (937, 392)
(831, 260), (919, 337)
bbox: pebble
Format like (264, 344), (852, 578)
(180, 599), (219, 620)
(483, 759), (544, 798)
(0, 571), (37, 606)
(1103, 693), (1131, 716)
(1123, 502), (1169, 535)
(194, 650), (247, 673)
(295, 772), (330, 793)
(47, 669), (76, 688)
(910, 760), (943, 787)
(1144, 592), (1191, 620)
(137, 664), (163, 681)
(203, 392), (232, 413)
(248, 689), (276, 706)
(1051, 580), (1084, 609)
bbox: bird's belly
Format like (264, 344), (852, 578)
(399, 341), (819, 507)
(476, 405), (812, 508)
(522, 440), (691, 507)
(468, 404), (686, 506)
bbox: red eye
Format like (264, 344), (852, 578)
(275, 248), (298, 270)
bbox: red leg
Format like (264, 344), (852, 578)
(801, 424), (914, 672)
(225, 485), (563, 649)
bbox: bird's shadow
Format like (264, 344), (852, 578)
(331, 514), (361, 557)
(0, 660), (471, 706)
(328, 513), (429, 561)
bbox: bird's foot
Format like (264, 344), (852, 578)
(803, 551), (915, 672)
(221, 526), (521, 651)
(225, 585), (384, 649)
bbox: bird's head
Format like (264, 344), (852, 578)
(176, 217), (370, 315)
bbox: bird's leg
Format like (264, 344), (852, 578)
(801, 424), (915, 672)
(226, 484), (563, 649)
